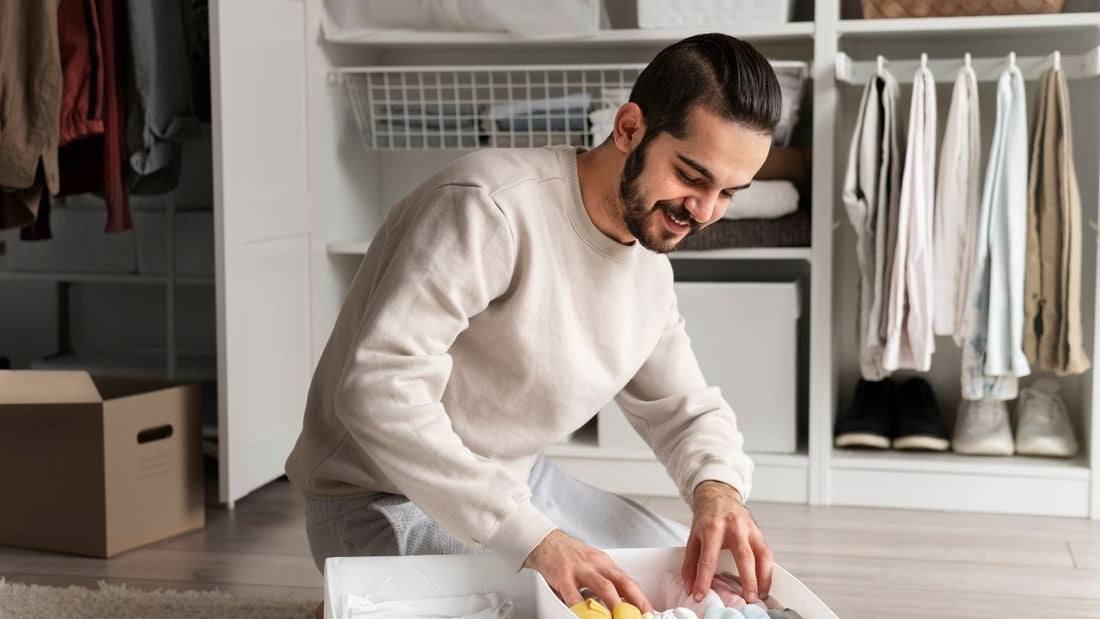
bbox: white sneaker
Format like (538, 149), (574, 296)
(952, 398), (1014, 456)
(1015, 379), (1078, 458)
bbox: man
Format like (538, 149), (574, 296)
(286, 32), (780, 615)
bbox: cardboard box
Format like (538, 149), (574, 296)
(0, 371), (205, 557)
(324, 547), (836, 618)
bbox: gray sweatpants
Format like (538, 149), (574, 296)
(304, 456), (690, 573)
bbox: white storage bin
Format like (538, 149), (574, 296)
(322, 0), (604, 41)
(133, 211), (215, 276)
(323, 548), (836, 618)
(599, 281), (800, 454)
(3, 208), (136, 273)
(638, 0), (795, 29)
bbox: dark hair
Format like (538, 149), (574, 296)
(629, 33), (782, 145)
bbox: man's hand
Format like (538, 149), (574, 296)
(524, 529), (653, 613)
(682, 480), (772, 605)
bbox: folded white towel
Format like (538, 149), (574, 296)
(721, 180), (799, 220)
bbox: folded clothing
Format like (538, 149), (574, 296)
(723, 181), (799, 220)
(589, 106), (616, 144)
(491, 133), (586, 148)
(367, 134), (483, 149)
(487, 93), (591, 132)
(677, 208), (811, 251)
(375, 103), (481, 131)
(660, 573), (724, 617)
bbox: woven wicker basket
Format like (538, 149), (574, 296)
(861, 0), (1064, 18)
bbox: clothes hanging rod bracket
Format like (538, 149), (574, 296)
(835, 47), (1100, 84)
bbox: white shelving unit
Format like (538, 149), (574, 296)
(204, 0), (1099, 514)
(324, 23), (815, 47)
(836, 11), (1100, 37)
(316, 16), (818, 507)
(823, 1), (1100, 519)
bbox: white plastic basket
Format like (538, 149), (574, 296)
(637, 0), (795, 29)
(336, 61), (808, 151)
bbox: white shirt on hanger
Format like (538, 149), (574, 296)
(960, 65), (1031, 400)
(933, 63), (981, 342)
(882, 61), (936, 372)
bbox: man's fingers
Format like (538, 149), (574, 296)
(754, 535), (774, 600)
(611, 572), (653, 614)
(681, 532), (701, 586)
(692, 525), (724, 602)
(582, 574), (621, 609)
(732, 536), (758, 604)
(558, 580), (584, 609)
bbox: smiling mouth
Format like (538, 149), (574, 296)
(660, 209), (692, 234)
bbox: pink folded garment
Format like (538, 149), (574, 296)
(708, 577), (746, 609)
(659, 573), (723, 616)
(711, 573), (773, 611)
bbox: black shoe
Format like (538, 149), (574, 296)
(892, 376), (950, 451)
(835, 378), (896, 449)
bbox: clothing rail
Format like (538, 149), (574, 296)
(835, 47), (1100, 84)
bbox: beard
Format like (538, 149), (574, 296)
(617, 140), (701, 254)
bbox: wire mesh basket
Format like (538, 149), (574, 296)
(336, 62), (808, 151)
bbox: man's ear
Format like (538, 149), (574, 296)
(612, 102), (645, 154)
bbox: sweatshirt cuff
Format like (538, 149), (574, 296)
(683, 459), (753, 505)
(483, 500), (558, 571)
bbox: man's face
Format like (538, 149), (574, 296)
(618, 106), (773, 254)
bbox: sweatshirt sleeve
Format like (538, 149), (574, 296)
(613, 295), (755, 505)
(332, 184), (557, 570)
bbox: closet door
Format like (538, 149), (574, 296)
(210, 0), (318, 505)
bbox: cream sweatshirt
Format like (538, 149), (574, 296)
(284, 145), (753, 570)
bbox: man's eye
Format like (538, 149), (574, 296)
(721, 190), (734, 200)
(677, 169), (699, 184)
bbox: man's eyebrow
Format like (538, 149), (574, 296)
(676, 152), (752, 191)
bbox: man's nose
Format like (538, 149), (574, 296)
(683, 191), (720, 223)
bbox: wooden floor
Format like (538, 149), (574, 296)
(2, 477), (1100, 618)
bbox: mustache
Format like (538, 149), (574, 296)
(656, 201), (700, 230)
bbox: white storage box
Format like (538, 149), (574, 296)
(133, 210), (215, 276)
(3, 208), (136, 273)
(324, 547), (836, 618)
(322, 0), (604, 41)
(600, 282), (800, 454)
(638, 0), (795, 29)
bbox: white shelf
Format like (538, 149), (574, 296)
(31, 351), (218, 382)
(328, 238), (374, 254)
(546, 438), (811, 502)
(547, 439), (810, 468)
(838, 12), (1100, 38)
(670, 247), (811, 261)
(329, 237), (810, 261)
(830, 450), (1091, 517)
(326, 23), (814, 47)
(832, 449), (1090, 480)
(0, 269), (214, 286)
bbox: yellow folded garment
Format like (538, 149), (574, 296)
(571, 598), (612, 619)
(612, 601), (643, 619)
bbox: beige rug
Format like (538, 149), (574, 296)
(0, 578), (318, 618)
